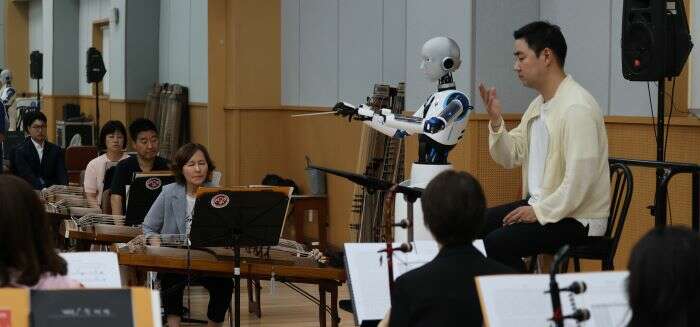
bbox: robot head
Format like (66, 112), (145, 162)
(0, 70), (12, 85)
(420, 37), (461, 81)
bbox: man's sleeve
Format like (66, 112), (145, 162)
(488, 114), (529, 169)
(13, 147), (42, 189)
(110, 163), (128, 196)
(532, 107), (605, 223)
(55, 147), (68, 185)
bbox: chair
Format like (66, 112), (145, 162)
(531, 161), (634, 272)
(65, 146), (98, 184)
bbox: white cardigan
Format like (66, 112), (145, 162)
(489, 75), (611, 225)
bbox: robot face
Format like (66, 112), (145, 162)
(0, 70), (11, 84)
(420, 37), (462, 81)
(420, 52), (444, 82)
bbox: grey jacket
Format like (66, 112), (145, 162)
(142, 182), (219, 235)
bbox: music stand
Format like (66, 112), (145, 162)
(125, 171), (175, 226)
(190, 186), (293, 327)
(307, 164), (422, 241)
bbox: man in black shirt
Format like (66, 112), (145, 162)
(386, 171), (513, 327)
(110, 118), (170, 216)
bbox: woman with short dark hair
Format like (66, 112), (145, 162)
(142, 143), (230, 327)
(0, 175), (81, 289)
(83, 120), (129, 208)
(627, 226), (700, 327)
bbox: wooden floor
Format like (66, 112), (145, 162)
(181, 280), (356, 326)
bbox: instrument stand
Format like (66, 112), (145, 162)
(232, 233), (242, 327)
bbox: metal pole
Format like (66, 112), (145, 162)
(655, 78), (667, 226)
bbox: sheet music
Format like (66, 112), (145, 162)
(59, 252), (122, 288)
(150, 289), (163, 327)
(344, 240), (486, 325)
(477, 271), (631, 327)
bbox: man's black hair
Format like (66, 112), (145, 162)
(514, 21), (567, 67)
(128, 118), (158, 142)
(23, 111), (47, 133)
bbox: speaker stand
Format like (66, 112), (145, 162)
(36, 79), (41, 110)
(94, 82), (100, 143)
(652, 78), (668, 226)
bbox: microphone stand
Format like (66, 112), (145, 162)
(547, 245), (591, 327)
(548, 245), (569, 327)
(307, 163), (422, 296)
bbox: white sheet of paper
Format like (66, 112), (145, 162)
(344, 239), (486, 325)
(477, 271), (631, 327)
(151, 289), (163, 327)
(59, 252), (122, 288)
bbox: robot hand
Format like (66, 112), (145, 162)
(333, 102), (358, 122)
(333, 102), (373, 122)
(423, 117), (446, 133)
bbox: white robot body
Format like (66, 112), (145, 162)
(1, 85), (16, 108)
(393, 162), (454, 243)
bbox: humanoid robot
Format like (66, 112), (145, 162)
(333, 36), (473, 242)
(0, 69), (15, 157)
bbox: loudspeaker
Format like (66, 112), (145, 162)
(30, 51), (43, 79)
(86, 47), (107, 83)
(621, 0), (693, 81)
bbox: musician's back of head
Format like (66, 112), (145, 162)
(627, 226), (700, 327)
(422, 170), (486, 246)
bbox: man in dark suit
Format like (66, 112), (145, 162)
(387, 170), (513, 327)
(11, 111), (67, 189)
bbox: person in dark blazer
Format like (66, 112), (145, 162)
(384, 170), (513, 327)
(142, 143), (231, 327)
(11, 111), (67, 189)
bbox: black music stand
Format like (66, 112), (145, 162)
(307, 164), (422, 241)
(125, 172), (175, 226)
(190, 186), (292, 327)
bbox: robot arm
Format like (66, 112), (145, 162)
(423, 98), (470, 133)
(1, 87), (15, 108)
(333, 101), (421, 138)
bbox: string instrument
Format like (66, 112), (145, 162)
(349, 82), (406, 242)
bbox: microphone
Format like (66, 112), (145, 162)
(563, 308), (591, 322)
(562, 281), (587, 294)
(377, 243), (413, 253)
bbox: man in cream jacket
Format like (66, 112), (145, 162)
(478, 21), (610, 272)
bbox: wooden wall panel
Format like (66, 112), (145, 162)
(189, 104), (208, 146)
(4, 0), (29, 93)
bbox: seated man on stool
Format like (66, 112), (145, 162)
(11, 111), (68, 189)
(383, 170), (512, 327)
(478, 21), (610, 272)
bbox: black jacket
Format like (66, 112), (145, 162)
(389, 244), (513, 327)
(11, 138), (68, 189)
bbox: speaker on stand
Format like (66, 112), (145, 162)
(86, 47), (107, 143)
(30, 51), (43, 109)
(621, 0), (693, 225)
